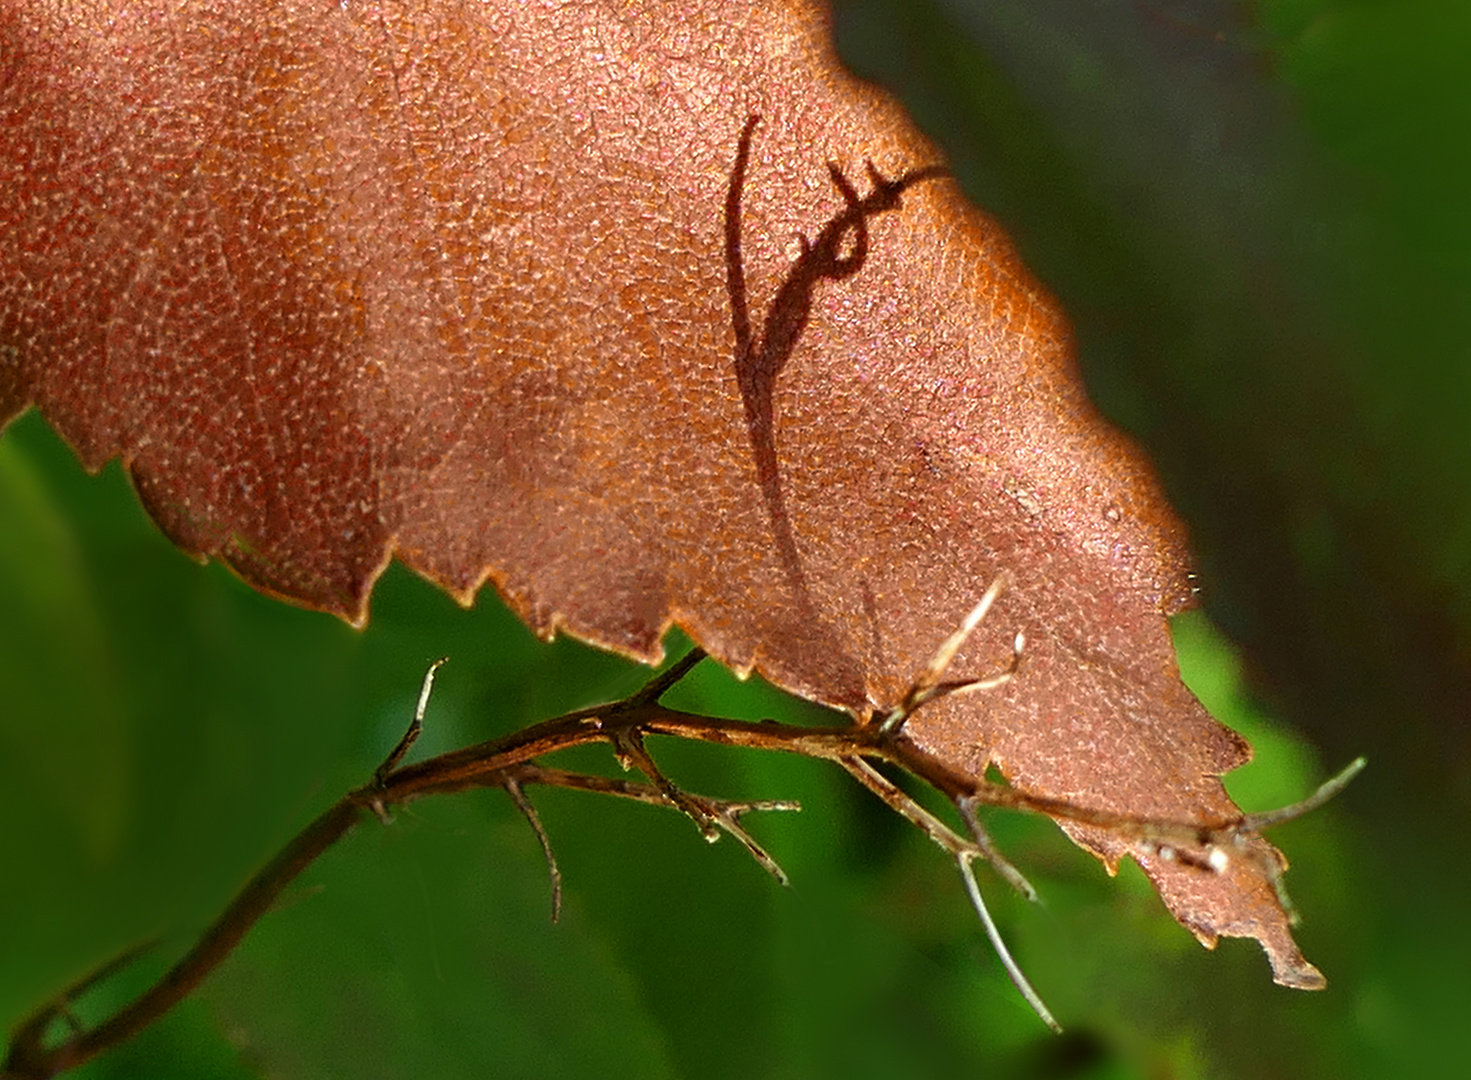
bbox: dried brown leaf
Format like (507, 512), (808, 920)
(0, 0), (1321, 986)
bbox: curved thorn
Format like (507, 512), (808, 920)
(957, 796), (1038, 903)
(957, 854), (1061, 1033)
(376, 657), (449, 787)
(505, 777), (563, 923)
(1237, 757), (1367, 833)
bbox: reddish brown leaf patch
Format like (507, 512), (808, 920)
(0, 0), (1321, 987)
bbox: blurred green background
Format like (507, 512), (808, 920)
(2, 0), (1466, 1076)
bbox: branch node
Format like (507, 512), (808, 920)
(611, 726), (720, 841)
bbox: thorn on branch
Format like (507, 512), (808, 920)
(1140, 757), (1368, 877)
(3, 937), (163, 1074)
(491, 763), (800, 887)
(1185, 756), (1367, 928)
(840, 755), (970, 857)
(504, 776), (563, 923)
(838, 754), (1052, 1024)
(956, 796), (1038, 904)
(877, 574), (1021, 735)
(7, 630), (1358, 1075)
(956, 853), (1062, 1034)
(373, 658), (449, 820)
(695, 797), (799, 887)
(624, 647), (707, 708)
(1236, 756), (1367, 834)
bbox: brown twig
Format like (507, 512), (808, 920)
(2, 589), (1362, 1077)
(0, 651), (790, 1078)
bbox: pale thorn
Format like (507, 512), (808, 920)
(925, 573), (1010, 686)
(415, 658), (447, 729)
(1237, 756), (1367, 833)
(880, 574), (1013, 734)
(374, 656), (450, 791)
(957, 853), (1061, 1033)
(957, 795), (1039, 903)
(949, 629), (1025, 698)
